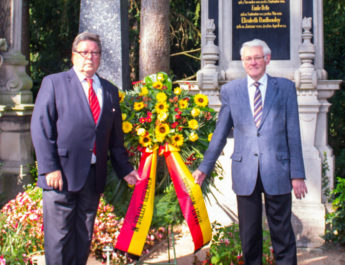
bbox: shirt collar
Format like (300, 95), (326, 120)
(247, 74), (267, 88)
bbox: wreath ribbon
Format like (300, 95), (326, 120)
(115, 143), (212, 257)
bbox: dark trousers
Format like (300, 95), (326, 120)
(236, 176), (297, 265)
(43, 166), (100, 265)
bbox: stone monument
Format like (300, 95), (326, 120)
(196, 0), (341, 247)
(79, 0), (130, 90)
(0, 0), (34, 202)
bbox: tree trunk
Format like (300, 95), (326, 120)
(139, 0), (170, 79)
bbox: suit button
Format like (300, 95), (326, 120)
(257, 132), (260, 137)
(89, 148), (93, 152)
(254, 153), (258, 156)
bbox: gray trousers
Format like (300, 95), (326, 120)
(43, 166), (100, 265)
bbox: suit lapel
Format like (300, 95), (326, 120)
(67, 69), (95, 124)
(259, 75), (279, 129)
(238, 79), (256, 126)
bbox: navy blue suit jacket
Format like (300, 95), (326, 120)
(198, 75), (306, 196)
(31, 68), (133, 193)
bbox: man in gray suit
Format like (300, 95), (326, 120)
(193, 39), (308, 265)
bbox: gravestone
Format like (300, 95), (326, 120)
(0, 0), (34, 202)
(196, 0), (341, 248)
(79, 0), (130, 90)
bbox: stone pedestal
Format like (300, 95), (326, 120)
(0, 0), (34, 203)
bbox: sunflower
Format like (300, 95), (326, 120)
(189, 131), (199, 142)
(155, 123), (170, 139)
(118, 91), (125, 103)
(194, 94), (209, 107)
(134, 101), (145, 111)
(191, 107), (201, 117)
(208, 133), (213, 142)
(174, 87), (182, 95)
(152, 81), (163, 90)
(157, 112), (168, 122)
(178, 99), (189, 109)
(139, 86), (149, 96)
(171, 134), (184, 147)
(157, 73), (165, 81)
(139, 135), (152, 147)
(122, 121), (133, 133)
(155, 101), (169, 113)
(188, 119), (199, 130)
(156, 92), (168, 102)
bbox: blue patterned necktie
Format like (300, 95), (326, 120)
(253, 82), (262, 128)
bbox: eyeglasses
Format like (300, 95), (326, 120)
(243, 56), (265, 63)
(73, 51), (101, 58)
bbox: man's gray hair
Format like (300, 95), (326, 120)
(72, 32), (102, 53)
(240, 39), (271, 58)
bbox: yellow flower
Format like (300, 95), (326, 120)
(155, 101), (169, 113)
(153, 81), (163, 90)
(188, 119), (199, 130)
(174, 87), (182, 95)
(139, 86), (149, 96)
(179, 99), (188, 109)
(194, 94), (209, 107)
(139, 135), (152, 147)
(156, 92), (167, 102)
(134, 101), (145, 111)
(157, 73), (165, 81)
(189, 132), (199, 142)
(208, 133), (213, 142)
(155, 123), (170, 139)
(171, 134), (184, 147)
(122, 121), (133, 133)
(158, 112), (168, 122)
(137, 128), (146, 136)
(122, 113), (127, 120)
(156, 134), (166, 143)
(191, 108), (200, 117)
(118, 91), (125, 103)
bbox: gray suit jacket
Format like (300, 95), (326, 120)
(198, 75), (306, 196)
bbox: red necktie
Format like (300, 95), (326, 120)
(86, 78), (100, 154)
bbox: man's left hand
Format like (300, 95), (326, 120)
(123, 170), (141, 186)
(292, 179), (308, 199)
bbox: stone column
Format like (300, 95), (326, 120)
(0, 0), (34, 202)
(79, 0), (130, 90)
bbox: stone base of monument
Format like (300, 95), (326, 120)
(292, 202), (325, 248)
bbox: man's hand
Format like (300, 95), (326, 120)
(292, 179), (308, 199)
(46, 170), (63, 191)
(192, 169), (207, 186)
(123, 170), (141, 186)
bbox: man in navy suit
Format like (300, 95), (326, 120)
(31, 32), (140, 265)
(193, 39), (308, 265)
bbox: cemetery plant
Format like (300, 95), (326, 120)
(0, 183), (167, 264)
(324, 177), (345, 245)
(200, 222), (275, 265)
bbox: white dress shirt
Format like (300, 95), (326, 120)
(73, 67), (103, 164)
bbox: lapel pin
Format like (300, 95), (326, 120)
(112, 108), (116, 112)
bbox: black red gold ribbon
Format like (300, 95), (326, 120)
(115, 144), (211, 256)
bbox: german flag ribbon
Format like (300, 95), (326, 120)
(115, 143), (211, 256)
(114, 147), (158, 256)
(161, 143), (212, 252)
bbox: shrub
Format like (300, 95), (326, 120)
(201, 222), (276, 265)
(325, 177), (345, 245)
(0, 185), (166, 264)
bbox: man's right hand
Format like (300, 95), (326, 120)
(46, 170), (63, 191)
(192, 169), (207, 186)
